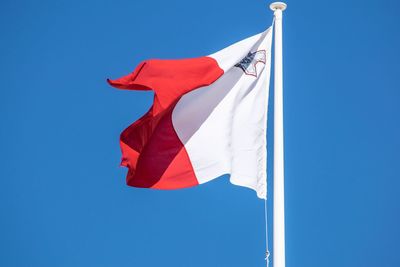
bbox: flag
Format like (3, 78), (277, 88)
(108, 27), (272, 199)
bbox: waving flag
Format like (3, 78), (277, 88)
(108, 27), (272, 199)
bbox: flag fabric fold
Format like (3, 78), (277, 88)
(108, 27), (272, 199)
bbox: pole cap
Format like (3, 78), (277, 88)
(270, 2), (287, 11)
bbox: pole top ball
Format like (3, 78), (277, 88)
(270, 2), (287, 11)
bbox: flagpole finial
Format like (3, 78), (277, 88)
(269, 2), (287, 11)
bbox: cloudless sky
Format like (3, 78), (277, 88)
(1, 0), (400, 266)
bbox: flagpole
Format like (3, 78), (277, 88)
(270, 2), (287, 267)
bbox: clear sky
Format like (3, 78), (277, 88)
(1, 0), (400, 266)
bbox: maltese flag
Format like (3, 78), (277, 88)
(108, 27), (272, 199)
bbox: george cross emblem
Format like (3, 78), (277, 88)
(234, 50), (266, 77)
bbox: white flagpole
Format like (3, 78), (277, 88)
(270, 2), (287, 267)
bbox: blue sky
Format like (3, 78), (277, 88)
(1, 0), (400, 266)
